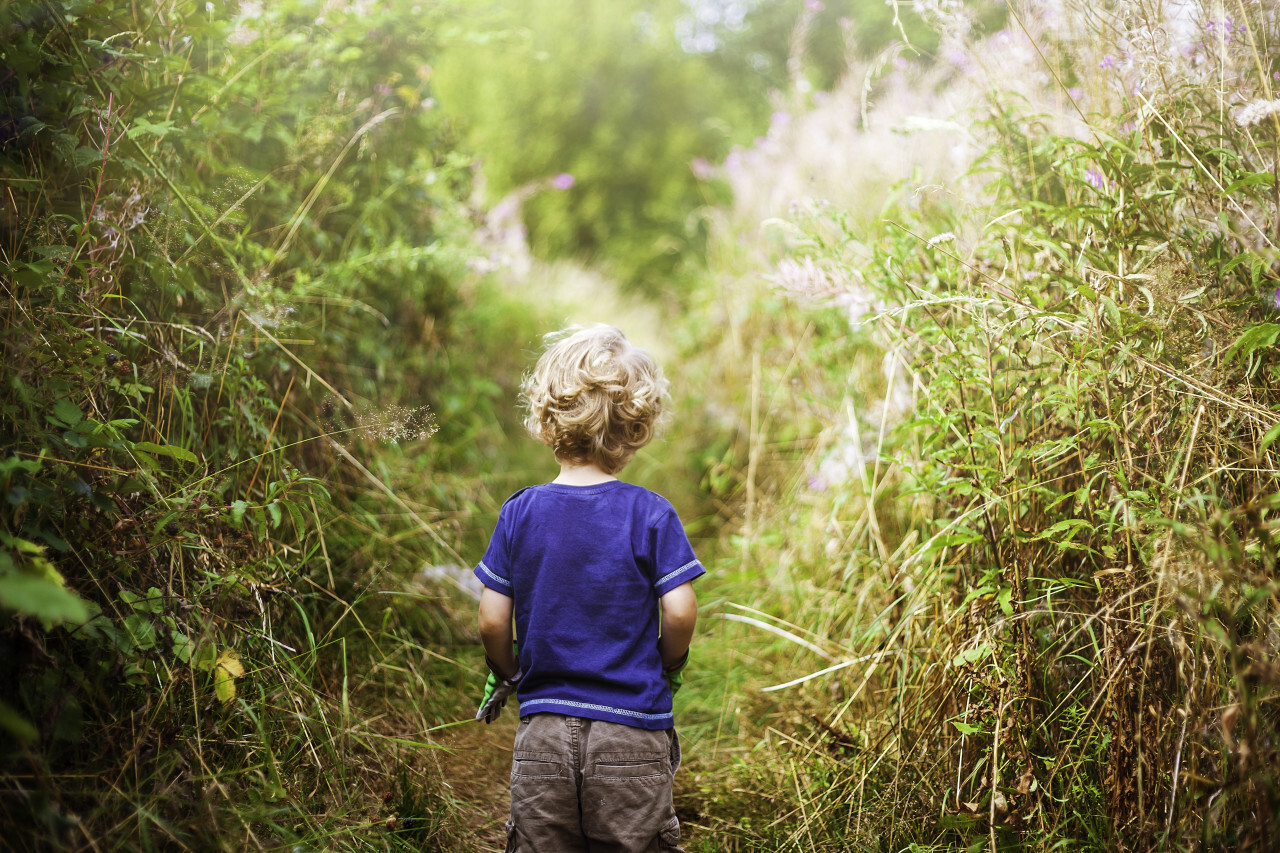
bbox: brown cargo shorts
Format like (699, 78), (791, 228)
(505, 713), (684, 853)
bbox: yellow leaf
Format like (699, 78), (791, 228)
(216, 650), (245, 678)
(214, 650), (245, 703)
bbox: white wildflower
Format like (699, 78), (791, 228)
(1235, 99), (1280, 128)
(768, 256), (846, 295)
(927, 231), (956, 247)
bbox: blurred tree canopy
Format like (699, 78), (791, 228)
(435, 0), (745, 295)
(433, 0), (1005, 296)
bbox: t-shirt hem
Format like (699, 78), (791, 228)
(473, 562), (511, 593)
(517, 697), (674, 731)
(654, 561), (706, 597)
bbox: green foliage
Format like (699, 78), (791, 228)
(689, 0), (984, 96)
(434, 0), (741, 294)
(0, 0), (541, 848)
(672, 5), (1280, 851)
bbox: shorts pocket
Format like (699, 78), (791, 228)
(594, 758), (664, 781)
(512, 751), (564, 779)
(659, 815), (683, 851)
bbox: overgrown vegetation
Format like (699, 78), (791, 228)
(0, 1), (548, 847)
(7, 0), (1280, 850)
(678, 1), (1280, 849)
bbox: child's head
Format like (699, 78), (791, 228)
(521, 325), (668, 474)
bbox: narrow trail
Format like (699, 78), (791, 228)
(435, 715), (518, 850)
(430, 254), (705, 850)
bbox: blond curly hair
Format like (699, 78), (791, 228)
(521, 325), (667, 474)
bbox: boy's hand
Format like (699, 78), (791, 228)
(663, 650), (689, 697)
(477, 656), (522, 724)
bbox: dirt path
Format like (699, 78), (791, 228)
(435, 714), (518, 850)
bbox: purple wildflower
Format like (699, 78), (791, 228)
(1273, 287), (1280, 309)
(690, 157), (712, 180)
(1084, 168), (1105, 190)
(805, 0), (824, 11)
(1100, 54), (1116, 69)
(551, 173), (575, 190)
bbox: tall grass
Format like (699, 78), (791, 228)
(677, 1), (1280, 849)
(0, 1), (550, 848)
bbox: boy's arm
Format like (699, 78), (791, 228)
(478, 587), (518, 679)
(658, 581), (697, 670)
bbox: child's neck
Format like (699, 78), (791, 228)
(553, 461), (617, 486)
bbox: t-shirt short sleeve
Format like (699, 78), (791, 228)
(651, 506), (705, 597)
(473, 508), (513, 596)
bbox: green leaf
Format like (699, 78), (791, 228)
(0, 534), (46, 556)
(286, 501), (305, 533)
(997, 585), (1014, 617)
(32, 245), (73, 261)
(127, 117), (178, 139)
(171, 631), (193, 664)
(1227, 323), (1280, 362)
(132, 441), (198, 464)
(72, 146), (103, 168)
(1033, 518), (1091, 541)
(951, 644), (992, 667)
(0, 700), (38, 744)
(50, 398), (83, 427)
(143, 587), (164, 614)
(1221, 252), (1255, 275)
(192, 643), (218, 672)
(1226, 171), (1276, 193)
(951, 720), (985, 736)
(0, 573), (90, 627)
(230, 500), (248, 526)
(123, 613), (156, 650)
(1098, 295), (1122, 331)
(1261, 421), (1280, 454)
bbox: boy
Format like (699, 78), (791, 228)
(472, 324), (703, 852)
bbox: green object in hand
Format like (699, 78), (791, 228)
(663, 650), (689, 697)
(476, 645), (522, 724)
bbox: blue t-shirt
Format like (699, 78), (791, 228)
(473, 480), (705, 730)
